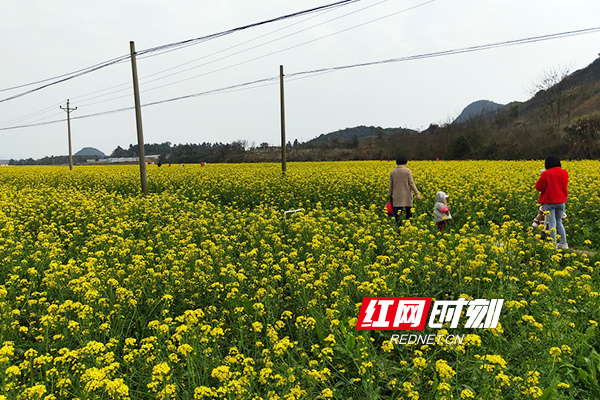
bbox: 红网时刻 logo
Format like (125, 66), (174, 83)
(355, 297), (503, 331)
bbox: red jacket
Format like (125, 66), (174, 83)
(535, 167), (568, 204)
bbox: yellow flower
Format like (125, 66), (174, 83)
(324, 334), (336, 344)
(558, 383), (570, 389)
(5, 365), (20, 378)
(252, 321), (263, 333)
(1, 160), (600, 399)
(177, 344), (194, 356)
(549, 347), (562, 357)
(435, 359), (456, 380)
(152, 362), (171, 380)
(211, 365), (231, 382)
(413, 357), (428, 369)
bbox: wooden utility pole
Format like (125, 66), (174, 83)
(129, 41), (148, 196)
(279, 65), (287, 174)
(60, 100), (77, 170)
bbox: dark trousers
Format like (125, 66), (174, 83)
(393, 206), (412, 226)
(437, 220), (447, 231)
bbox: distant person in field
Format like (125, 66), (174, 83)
(433, 191), (452, 231)
(389, 156), (421, 226)
(535, 155), (569, 249)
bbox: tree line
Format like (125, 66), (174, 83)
(8, 111), (600, 166)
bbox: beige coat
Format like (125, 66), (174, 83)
(388, 165), (419, 207)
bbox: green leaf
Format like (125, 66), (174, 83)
(585, 325), (597, 337)
(333, 345), (350, 356)
(583, 225), (590, 238)
(341, 324), (347, 336)
(538, 379), (559, 400)
(346, 334), (356, 352)
(242, 297), (254, 317)
(315, 322), (325, 343)
(578, 368), (591, 384)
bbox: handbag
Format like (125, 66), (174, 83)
(385, 201), (394, 216)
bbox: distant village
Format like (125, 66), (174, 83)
(84, 154), (161, 164)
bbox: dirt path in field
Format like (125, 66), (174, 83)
(570, 248), (597, 257)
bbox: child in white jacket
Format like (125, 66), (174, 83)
(433, 191), (452, 231)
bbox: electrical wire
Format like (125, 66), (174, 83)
(0, 77), (281, 131)
(0, 101), (64, 127)
(70, 0), (383, 106)
(0, 55), (131, 94)
(1, 26), (599, 132)
(134, 0), (362, 58)
(0, 55), (131, 104)
(0, 0), (363, 104)
(136, 0), (390, 82)
(285, 26), (600, 78)
(75, 0), (433, 108)
(68, 4), (337, 105)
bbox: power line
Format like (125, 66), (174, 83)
(68, 3), (341, 105)
(0, 0), (363, 104)
(0, 55), (131, 104)
(0, 77), (281, 131)
(70, 0), (385, 107)
(1, 26), (599, 132)
(0, 55), (131, 94)
(0, 101), (64, 127)
(134, 0), (362, 59)
(71, 0), (433, 109)
(286, 27), (600, 78)
(73, 25), (600, 110)
(136, 3), (346, 79)
(133, 0), (405, 93)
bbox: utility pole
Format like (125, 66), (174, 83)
(129, 41), (148, 196)
(60, 100), (77, 170)
(279, 65), (287, 175)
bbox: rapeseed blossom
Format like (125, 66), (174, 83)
(0, 161), (598, 398)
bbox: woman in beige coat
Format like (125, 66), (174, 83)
(388, 157), (421, 226)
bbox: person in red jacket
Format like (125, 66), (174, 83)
(535, 155), (569, 249)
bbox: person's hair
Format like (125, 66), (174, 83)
(545, 154), (561, 170)
(396, 157), (407, 165)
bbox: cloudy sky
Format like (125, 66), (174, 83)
(1, 0), (599, 160)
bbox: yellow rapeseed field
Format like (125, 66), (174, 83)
(0, 160), (599, 399)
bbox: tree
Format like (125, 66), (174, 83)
(351, 134), (359, 148)
(450, 135), (471, 159)
(529, 65), (572, 133)
(111, 145), (129, 157)
(230, 141), (245, 153)
(563, 112), (600, 158)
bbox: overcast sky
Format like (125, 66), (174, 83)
(1, 0), (599, 160)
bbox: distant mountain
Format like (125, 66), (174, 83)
(305, 125), (418, 146)
(453, 100), (505, 123)
(74, 147), (105, 157)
